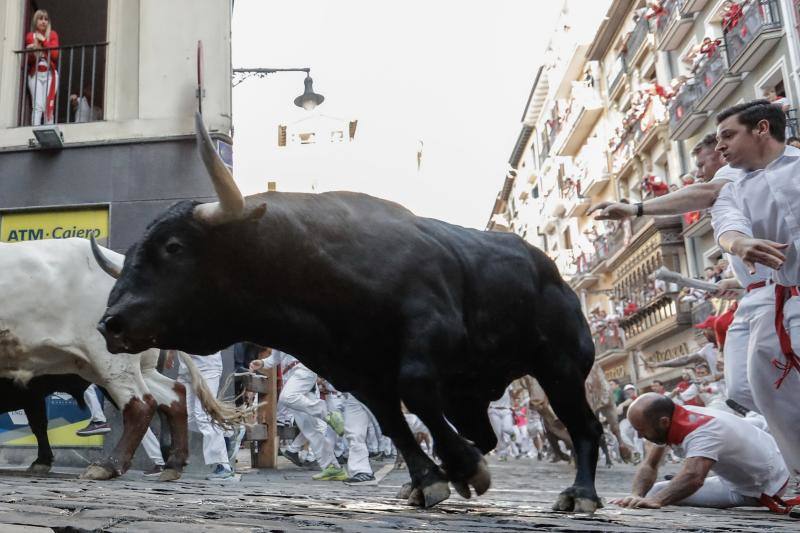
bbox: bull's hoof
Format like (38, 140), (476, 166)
(159, 468), (182, 482)
(80, 464), (115, 480)
(396, 481), (414, 500)
(468, 456), (491, 496)
(407, 480), (450, 508)
(552, 486), (603, 513)
(27, 462), (51, 475)
(452, 480), (471, 499)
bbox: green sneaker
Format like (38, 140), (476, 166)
(312, 464), (348, 481)
(324, 411), (345, 436)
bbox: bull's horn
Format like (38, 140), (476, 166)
(192, 112), (245, 225)
(90, 235), (122, 279)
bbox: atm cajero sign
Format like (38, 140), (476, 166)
(0, 208), (108, 243)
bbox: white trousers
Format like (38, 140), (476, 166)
(747, 289), (800, 475)
(343, 394), (372, 476)
(27, 67), (58, 126)
(83, 385), (106, 423)
(723, 286), (772, 413)
(178, 371), (229, 466)
(488, 408), (515, 457)
(619, 418), (644, 457)
(281, 368), (336, 469)
(647, 476), (760, 508)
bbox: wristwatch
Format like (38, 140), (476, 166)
(635, 202), (644, 217)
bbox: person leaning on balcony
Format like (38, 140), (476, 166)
(711, 99), (800, 479)
(25, 10), (59, 126)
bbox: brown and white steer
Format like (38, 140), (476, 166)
(0, 238), (240, 480)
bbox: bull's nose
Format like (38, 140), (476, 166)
(97, 314), (127, 353)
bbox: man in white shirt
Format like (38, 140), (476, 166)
(488, 385), (516, 460)
(250, 350), (347, 481)
(588, 133), (774, 415)
(710, 100), (800, 476)
(175, 350), (234, 480)
(611, 393), (792, 512)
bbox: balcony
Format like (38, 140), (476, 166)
(654, 0), (697, 51)
(561, 182), (591, 217)
(624, 16), (652, 69)
(607, 55), (628, 101)
(556, 82), (604, 157)
(582, 171), (611, 197)
(593, 327), (625, 361)
(693, 44), (742, 113)
(14, 42), (108, 127)
(543, 189), (566, 219)
(550, 249), (578, 278)
(610, 129), (635, 176)
(620, 293), (693, 347)
(633, 97), (668, 155)
(668, 82), (707, 140)
(570, 251), (600, 290)
(724, 0), (783, 75)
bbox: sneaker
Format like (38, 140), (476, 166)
(228, 425), (246, 465)
(344, 472), (377, 486)
(143, 464), (164, 477)
(312, 464), (348, 481)
(789, 505), (800, 519)
(324, 411), (345, 436)
(76, 421), (111, 437)
(368, 451), (382, 459)
(282, 449), (306, 468)
(206, 463), (234, 480)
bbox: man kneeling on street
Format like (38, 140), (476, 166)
(611, 393), (798, 515)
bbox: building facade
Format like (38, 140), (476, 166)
(0, 0), (232, 253)
(492, 0), (800, 392)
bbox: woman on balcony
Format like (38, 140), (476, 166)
(25, 10), (59, 126)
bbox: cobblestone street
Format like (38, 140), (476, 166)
(0, 456), (796, 532)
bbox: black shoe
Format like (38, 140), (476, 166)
(282, 450), (305, 468)
(368, 451), (381, 459)
(143, 464), (164, 477)
(344, 472), (377, 486)
(76, 421), (111, 437)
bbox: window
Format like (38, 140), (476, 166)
(16, 0), (108, 127)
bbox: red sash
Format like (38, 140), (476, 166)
(772, 285), (800, 388)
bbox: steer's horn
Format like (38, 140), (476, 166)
(193, 112), (245, 225)
(90, 235), (122, 279)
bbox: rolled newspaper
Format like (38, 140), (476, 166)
(651, 266), (721, 292)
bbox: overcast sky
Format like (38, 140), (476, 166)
(231, 1), (562, 229)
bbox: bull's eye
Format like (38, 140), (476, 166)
(165, 239), (183, 255)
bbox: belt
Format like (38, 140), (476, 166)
(746, 280), (773, 293)
(772, 285), (800, 388)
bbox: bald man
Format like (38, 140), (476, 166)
(611, 393), (793, 513)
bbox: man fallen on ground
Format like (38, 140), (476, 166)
(610, 393), (797, 515)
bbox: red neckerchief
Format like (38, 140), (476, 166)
(666, 404), (715, 445)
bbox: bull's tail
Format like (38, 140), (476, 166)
(176, 352), (253, 430)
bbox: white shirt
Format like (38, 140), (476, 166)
(261, 350), (304, 380)
(669, 405), (788, 497)
(711, 146), (800, 286)
(178, 351), (222, 378)
(709, 165), (771, 286)
(697, 343), (721, 378)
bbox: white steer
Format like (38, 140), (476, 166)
(0, 238), (239, 480)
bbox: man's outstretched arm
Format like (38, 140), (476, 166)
(588, 181), (725, 220)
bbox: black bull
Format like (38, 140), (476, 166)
(93, 115), (602, 512)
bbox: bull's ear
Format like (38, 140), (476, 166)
(245, 202), (267, 222)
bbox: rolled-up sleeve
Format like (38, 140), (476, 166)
(711, 181), (752, 245)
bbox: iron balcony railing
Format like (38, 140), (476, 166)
(607, 55), (627, 96)
(723, 0), (782, 68)
(654, 0), (681, 41)
(668, 81), (702, 130)
(695, 43), (728, 98)
(624, 15), (651, 68)
(14, 42), (108, 127)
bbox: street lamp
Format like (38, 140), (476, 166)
(232, 67), (325, 111)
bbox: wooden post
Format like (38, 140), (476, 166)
(253, 365), (278, 468)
